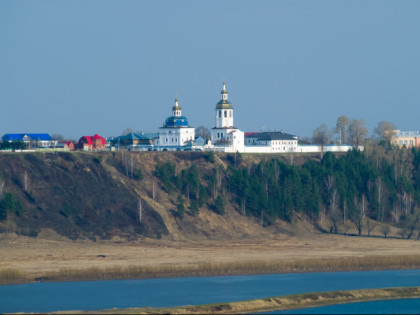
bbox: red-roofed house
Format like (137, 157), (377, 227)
(77, 134), (106, 151)
(58, 141), (75, 150)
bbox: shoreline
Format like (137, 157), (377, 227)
(56, 287), (420, 314)
(3, 254), (420, 286)
(3, 232), (420, 286)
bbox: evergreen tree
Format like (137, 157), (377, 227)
(190, 200), (199, 217)
(198, 184), (209, 207)
(176, 194), (185, 218)
(215, 195), (225, 215)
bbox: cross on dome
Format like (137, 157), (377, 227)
(221, 82), (228, 100)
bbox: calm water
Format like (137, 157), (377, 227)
(1, 269), (420, 313)
(269, 298), (420, 314)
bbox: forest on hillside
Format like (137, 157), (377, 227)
(0, 142), (419, 240)
(155, 144), (420, 238)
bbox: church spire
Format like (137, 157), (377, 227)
(221, 81), (228, 101)
(172, 94), (182, 117)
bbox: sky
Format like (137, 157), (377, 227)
(1, 0), (419, 140)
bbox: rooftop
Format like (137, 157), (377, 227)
(245, 131), (298, 141)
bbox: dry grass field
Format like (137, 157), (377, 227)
(2, 224), (420, 284)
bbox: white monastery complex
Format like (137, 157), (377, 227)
(148, 82), (353, 154)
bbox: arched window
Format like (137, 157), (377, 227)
(219, 110), (221, 117)
(224, 110), (227, 118)
(229, 111), (232, 117)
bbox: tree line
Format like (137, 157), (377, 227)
(312, 116), (396, 150)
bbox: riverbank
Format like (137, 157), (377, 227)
(56, 287), (420, 314)
(2, 231), (420, 285)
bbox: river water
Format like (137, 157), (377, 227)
(270, 298), (420, 314)
(1, 269), (420, 313)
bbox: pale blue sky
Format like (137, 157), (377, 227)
(1, 0), (419, 140)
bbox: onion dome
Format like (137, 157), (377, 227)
(164, 116), (189, 127)
(163, 97), (190, 127)
(216, 82), (233, 109)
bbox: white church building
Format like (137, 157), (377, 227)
(154, 97), (195, 150)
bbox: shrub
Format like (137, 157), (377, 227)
(93, 156), (103, 164)
(207, 151), (215, 163)
(214, 195), (225, 215)
(134, 168), (144, 181)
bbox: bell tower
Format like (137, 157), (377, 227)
(215, 82), (234, 128)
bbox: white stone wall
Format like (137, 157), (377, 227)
(230, 130), (244, 152)
(297, 145), (360, 153)
(244, 139), (298, 153)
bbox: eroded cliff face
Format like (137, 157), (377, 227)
(0, 151), (285, 241)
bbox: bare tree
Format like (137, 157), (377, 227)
(365, 218), (378, 237)
(138, 199), (144, 223)
(376, 177), (387, 222)
(312, 123), (332, 158)
(130, 154), (134, 178)
(335, 115), (349, 145)
(122, 127), (134, 136)
(351, 196), (367, 236)
(51, 134), (65, 142)
(261, 210), (264, 227)
(373, 121), (396, 144)
(195, 126), (211, 140)
(241, 197), (246, 216)
(348, 119), (368, 148)
(0, 179), (4, 200)
(152, 181), (156, 200)
(328, 189), (341, 234)
(323, 175), (335, 198)
(273, 162), (280, 183)
(399, 208), (420, 239)
(379, 223), (390, 238)
(215, 167), (223, 196)
(323, 175), (334, 225)
(23, 170), (30, 192)
(288, 146), (295, 165)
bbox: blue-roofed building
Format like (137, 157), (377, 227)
(1, 133), (58, 148)
(155, 97), (195, 150)
(110, 132), (158, 149)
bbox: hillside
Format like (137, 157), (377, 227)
(1, 146), (419, 242)
(0, 151), (303, 241)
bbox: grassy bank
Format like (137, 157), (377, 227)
(58, 287), (420, 314)
(3, 254), (420, 285)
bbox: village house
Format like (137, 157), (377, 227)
(57, 141), (75, 151)
(77, 134), (106, 151)
(1, 133), (57, 148)
(391, 130), (420, 148)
